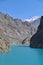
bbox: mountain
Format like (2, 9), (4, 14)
(0, 12), (41, 52)
(25, 16), (40, 22)
(25, 16), (40, 27)
(30, 16), (43, 48)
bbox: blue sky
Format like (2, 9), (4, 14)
(0, 0), (43, 19)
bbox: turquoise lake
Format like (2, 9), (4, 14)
(0, 46), (43, 65)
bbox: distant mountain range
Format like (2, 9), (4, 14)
(0, 12), (41, 52)
(25, 16), (40, 27)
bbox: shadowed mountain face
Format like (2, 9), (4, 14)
(30, 16), (43, 48)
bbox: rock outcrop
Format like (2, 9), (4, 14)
(0, 29), (9, 52)
(30, 16), (43, 48)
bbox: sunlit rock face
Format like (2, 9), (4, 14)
(0, 30), (9, 52)
(0, 38), (9, 52)
(30, 16), (43, 48)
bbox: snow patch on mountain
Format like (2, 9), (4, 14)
(25, 16), (41, 23)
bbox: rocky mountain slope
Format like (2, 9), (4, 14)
(30, 16), (43, 48)
(0, 29), (9, 52)
(0, 12), (41, 52)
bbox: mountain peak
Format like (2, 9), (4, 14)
(25, 16), (41, 23)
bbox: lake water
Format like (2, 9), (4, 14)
(0, 46), (43, 65)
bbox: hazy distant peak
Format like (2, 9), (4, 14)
(25, 16), (41, 23)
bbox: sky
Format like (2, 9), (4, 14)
(0, 0), (43, 20)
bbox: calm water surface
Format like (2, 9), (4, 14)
(0, 46), (43, 65)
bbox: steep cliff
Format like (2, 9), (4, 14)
(30, 16), (43, 48)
